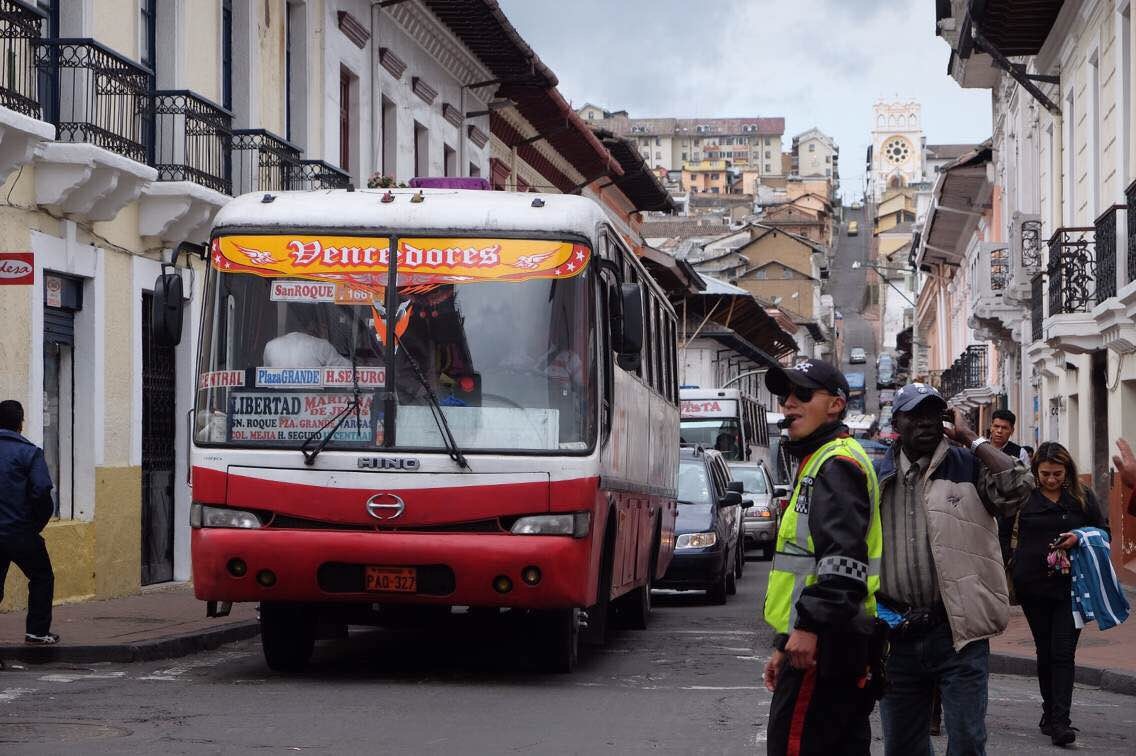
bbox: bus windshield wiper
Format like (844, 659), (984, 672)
(300, 310), (364, 467)
(394, 332), (469, 470)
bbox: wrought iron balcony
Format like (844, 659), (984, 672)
(1127, 180), (1136, 288)
(1020, 217), (1043, 271)
(151, 90), (231, 195)
(1031, 272), (1044, 342)
(0, 0), (45, 117)
(1046, 227), (1096, 316)
(1094, 204), (1125, 302)
(289, 159), (351, 191)
(939, 345), (987, 401)
(35, 38), (154, 164)
(231, 128), (301, 194)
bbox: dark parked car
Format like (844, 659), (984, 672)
(658, 447), (750, 604)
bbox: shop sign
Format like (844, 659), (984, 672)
(0, 253), (33, 285)
(45, 275), (63, 307)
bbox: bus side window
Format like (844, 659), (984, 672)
(653, 300), (664, 396)
(669, 316), (678, 404)
(643, 289), (655, 389)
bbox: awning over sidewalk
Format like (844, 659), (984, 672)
(682, 276), (799, 359)
(919, 141), (992, 267)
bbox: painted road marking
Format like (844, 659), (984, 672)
(0, 688), (35, 703)
(37, 672), (126, 683)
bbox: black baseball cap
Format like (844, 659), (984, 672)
(891, 382), (948, 413)
(765, 359), (850, 401)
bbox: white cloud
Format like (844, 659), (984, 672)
(496, 0), (991, 200)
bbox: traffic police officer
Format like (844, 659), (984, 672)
(761, 359), (882, 756)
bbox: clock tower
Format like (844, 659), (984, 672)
(869, 99), (925, 203)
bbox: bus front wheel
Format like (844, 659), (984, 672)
(260, 603), (316, 673)
(539, 608), (580, 673)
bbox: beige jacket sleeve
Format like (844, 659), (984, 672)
(976, 458), (1034, 518)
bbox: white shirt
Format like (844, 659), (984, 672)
(263, 332), (350, 368)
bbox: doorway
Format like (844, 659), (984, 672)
(141, 293), (177, 585)
(1090, 351), (1109, 505)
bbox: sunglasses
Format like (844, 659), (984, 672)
(777, 386), (828, 403)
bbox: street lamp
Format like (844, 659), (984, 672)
(851, 260), (915, 307)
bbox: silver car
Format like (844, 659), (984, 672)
(729, 462), (780, 560)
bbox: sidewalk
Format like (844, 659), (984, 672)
(0, 582), (258, 665)
(989, 604), (1136, 696)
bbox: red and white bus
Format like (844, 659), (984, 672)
(177, 185), (679, 672)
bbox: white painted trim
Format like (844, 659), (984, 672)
(131, 255), (198, 582)
(29, 224), (103, 522)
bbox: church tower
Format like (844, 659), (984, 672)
(869, 100), (925, 203)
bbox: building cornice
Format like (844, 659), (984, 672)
(385, 1), (493, 88)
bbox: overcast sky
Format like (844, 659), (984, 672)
(496, 0), (992, 200)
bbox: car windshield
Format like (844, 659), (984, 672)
(195, 234), (597, 453)
(678, 460), (713, 505)
(680, 419), (743, 460)
(729, 466), (768, 494)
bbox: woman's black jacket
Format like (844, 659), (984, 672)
(1011, 487), (1108, 602)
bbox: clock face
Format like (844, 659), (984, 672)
(883, 137), (910, 165)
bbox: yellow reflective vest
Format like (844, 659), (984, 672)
(763, 436), (882, 635)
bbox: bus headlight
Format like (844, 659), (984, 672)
(510, 512), (590, 537)
(676, 532), (717, 550)
(191, 503), (264, 529)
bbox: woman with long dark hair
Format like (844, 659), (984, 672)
(1010, 442), (1109, 747)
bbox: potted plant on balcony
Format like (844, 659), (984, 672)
(367, 173), (406, 189)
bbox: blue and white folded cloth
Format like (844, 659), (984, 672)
(1069, 527), (1130, 631)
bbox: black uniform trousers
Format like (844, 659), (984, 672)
(767, 659), (873, 756)
(0, 532), (55, 635)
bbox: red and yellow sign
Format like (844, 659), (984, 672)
(212, 235), (590, 288)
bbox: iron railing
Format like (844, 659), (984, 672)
(1127, 180), (1136, 287)
(990, 246), (1009, 291)
(289, 159), (351, 190)
(1031, 273), (1044, 342)
(35, 38), (153, 164)
(151, 90), (231, 194)
(1046, 227), (1096, 316)
(1020, 217), (1043, 270)
(940, 345), (987, 400)
(1094, 204), (1125, 302)
(231, 128), (300, 194)
(0, 0), (44, 117)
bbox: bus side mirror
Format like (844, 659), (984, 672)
(151, 269), (184, 347)
(615, 283), (643, 371)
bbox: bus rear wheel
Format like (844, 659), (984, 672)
(260, 603), (316, 673)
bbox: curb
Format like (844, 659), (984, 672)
(0, 620), (260, 665)
(989, 652), (1136, 697)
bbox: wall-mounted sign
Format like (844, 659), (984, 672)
(44, 275), (63, 307)
(0, 253), (33, 285)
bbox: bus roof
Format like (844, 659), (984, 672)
(211, 189), (610, 239)
(680, 388), (744, 401)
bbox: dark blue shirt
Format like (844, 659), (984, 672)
(0, 429), (54, 536)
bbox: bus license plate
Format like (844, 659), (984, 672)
(364, 566), (417, 593)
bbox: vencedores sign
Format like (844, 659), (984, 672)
(0, 253), (33, 285)
(210, 235), (590, 290)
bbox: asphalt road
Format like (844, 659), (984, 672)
(1, 556), (1134, 754)
(830, 206), (880, 414)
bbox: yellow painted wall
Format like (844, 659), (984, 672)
(1, 465), (141, 612)
(94, 0), (140, 61)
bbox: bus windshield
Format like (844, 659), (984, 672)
(195, 234), (596, 453)
(680, 419), (743, 460)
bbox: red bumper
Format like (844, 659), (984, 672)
(192, 528), (594, 608)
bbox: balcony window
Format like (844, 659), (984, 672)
(221, 0), (232, 111)
(151, 91), (232, 194)
(0, 0), (46, 117)
(1047, 227), (1096, 316)
(1094, 204), (1124, 302)
(35, 39), (154, 164)
(1031, 273), (1044, 341)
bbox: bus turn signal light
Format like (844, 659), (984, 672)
(521, 566), (541, 586)
(227, 558), (247, 577)
(256, 570), (277, 587)
(493, 575), (513, 594)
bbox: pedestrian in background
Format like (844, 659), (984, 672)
(0, 399), (60, 646)
(874, 383), (1033, 756)
(989, 409), (1031, 464)
(1011, 442), (1107, 746)
(1114, 438), (1136, 517)
(761, 360), (884, 756)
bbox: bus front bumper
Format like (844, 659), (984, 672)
(191, 529), (593, 609)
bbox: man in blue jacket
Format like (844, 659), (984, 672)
(0, 399), (60, 645)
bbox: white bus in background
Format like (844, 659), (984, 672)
(679, 388), (770, 467)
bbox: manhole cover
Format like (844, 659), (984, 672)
(0, 720), (130, 744)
